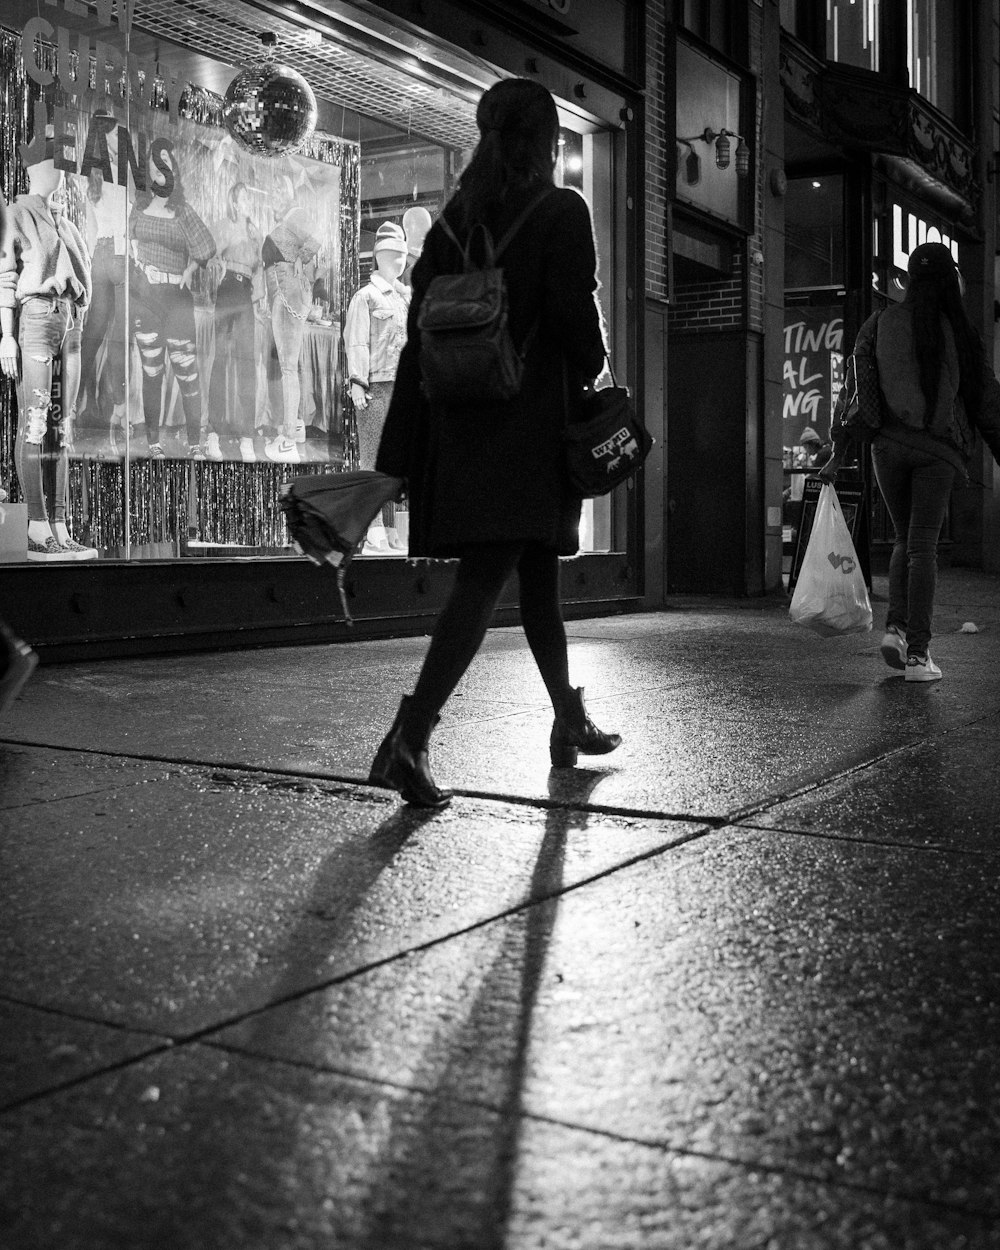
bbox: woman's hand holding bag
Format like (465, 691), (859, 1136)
(789, 484), (873, 637)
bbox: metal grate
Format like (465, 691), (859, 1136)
(132, 0), (482, 149)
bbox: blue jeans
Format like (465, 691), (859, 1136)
(14, 295), (82, 524)
(871, 438), (956, 657)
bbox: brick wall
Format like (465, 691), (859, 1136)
(645, 0), (669, 304)
(662, 3), (766, 336)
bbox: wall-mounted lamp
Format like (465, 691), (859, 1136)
(678, 127), (750, 178)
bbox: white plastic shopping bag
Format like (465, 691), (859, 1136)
(789, 483), (873, 637)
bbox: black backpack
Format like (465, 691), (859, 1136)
(417, 190), (552, 406)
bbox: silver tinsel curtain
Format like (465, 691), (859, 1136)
(0, 26), (360, 555)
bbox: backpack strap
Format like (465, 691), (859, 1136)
(437, 188), (554, 270)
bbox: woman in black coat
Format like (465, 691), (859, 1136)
(370, 77), (621, 808)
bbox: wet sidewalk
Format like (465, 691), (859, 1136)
(1, 567), (999, 1248)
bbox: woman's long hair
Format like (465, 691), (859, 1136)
(457, 78), (559, 224)
(904, 246), (985, 420)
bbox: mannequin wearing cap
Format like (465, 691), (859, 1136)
(400, 206), (432, 288)
(0, 140), (96, 561)
(344, 221), (411, 550)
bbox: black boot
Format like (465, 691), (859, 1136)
(368, 696), (452, 809)
(550, 686), (622, 768)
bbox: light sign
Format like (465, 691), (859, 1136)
(892, 204), (958, 270)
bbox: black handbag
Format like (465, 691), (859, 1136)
(563, 356), (653, 497)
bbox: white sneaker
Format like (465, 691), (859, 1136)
(290, 420), (306, 445)
(264, 436), (300, 464)
(879, 625), (907, 670)
(239, 437), (257, 463)
(905, 652), (942, 683)
(363, 524), (389, 552)
(204, 432), (224, 461)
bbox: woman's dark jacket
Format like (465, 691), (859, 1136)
(833, 304), (1000, 479)
(375, 184), (606, 558)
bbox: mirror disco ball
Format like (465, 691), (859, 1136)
(223, 59), (318, 157)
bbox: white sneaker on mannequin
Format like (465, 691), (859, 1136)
(264, 436), (300, 464)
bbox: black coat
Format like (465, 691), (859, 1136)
(375, 185), (607, 558)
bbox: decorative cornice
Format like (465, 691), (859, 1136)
(780, 40), (978, 213)
(778, 41), (822, 134)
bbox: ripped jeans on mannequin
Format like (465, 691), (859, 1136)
(14, 296), (82, 524)
(130, 267), (204, 448)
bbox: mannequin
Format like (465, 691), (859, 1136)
(209, 180), (263, 462)
(0, 141), (96, 560)
(129, 145), (216, 459)
(80, 120), (129, 455)
(344, 221), (410, 551)
(400, 205), (432, 287)
(261, 173), (321, 465)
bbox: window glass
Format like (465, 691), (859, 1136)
(825, 0), (880, 71)
(675, 1), (732, 56)
(785, 175), (845, 291)
(674, 40), (747, 230)
(908, 0), (957, 116)
(1, 4), (615, 562)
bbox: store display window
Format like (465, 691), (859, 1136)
(0, 0), (616, 566)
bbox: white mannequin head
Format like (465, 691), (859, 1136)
(374, 248), (407, 281)
(25, 158), (63, 201)
(372, 220), (408, 281)
(402, 206), (432, 254)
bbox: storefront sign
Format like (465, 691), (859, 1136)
(892, 204), (958, 271)
(783, 307), (844, 435)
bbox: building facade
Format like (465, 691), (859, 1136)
(658, 0), (999, 596)
(0, 0), (998, 658)
(0, 0), (647, 657)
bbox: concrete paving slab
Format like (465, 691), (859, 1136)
(0, 755), (701, 1035)
(0, 998), (166, 1109)
(0, 743), (181, 813)
(209, 828), (1000, 1214)
(748, 714), (1000, 853)
(7, 609), (1000, 821)
(0, 1042), (993, 1250)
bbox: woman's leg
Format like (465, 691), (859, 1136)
(902, 455), (956, 657)
(516, 542), (572, 709)
(410, 542), (523, 718)
(871, 440), (911, 634)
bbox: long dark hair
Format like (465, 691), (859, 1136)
(457, 78), (559, 224)
(904, 245), (985, 420)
